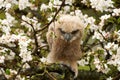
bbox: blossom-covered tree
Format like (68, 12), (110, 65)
(0, 0), (120, 80)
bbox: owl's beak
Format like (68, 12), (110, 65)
(63, 33), (72, 42)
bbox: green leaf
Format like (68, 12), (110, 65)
(78, 66), (90, 71)
(107, 17), (116, 23)
(97, 49), (104, 54)
(116, 25), (120, 31)
(117, 17), (120, 24)
(5, 69), (10, 75)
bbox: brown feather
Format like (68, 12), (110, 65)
(46, 15), (84, 78)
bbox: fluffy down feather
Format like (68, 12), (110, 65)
(46, 15), (84, 78)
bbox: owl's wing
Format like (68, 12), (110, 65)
(46, 22), (56, 50)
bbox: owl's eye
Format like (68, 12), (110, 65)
(59, 28), (65, 34)
(71, 29), (79, 34)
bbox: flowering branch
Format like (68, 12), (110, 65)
(21, 20), (41, 57)
(99, 41), (111, 60)
(0, 43), (19, 54)
(37, 0), (65, 33)
(113, 73), (120, 80)
(12, 62), (26, 80)
(82, 30), (94, 52)
(19, 63), (75, 79)
(0, 7), (5, 14)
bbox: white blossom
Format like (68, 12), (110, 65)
(19, 36), (32, 62)
(100, 14), (111, 20)
(5, 51), (15, 60)
(23, 63), (30, 69)
(19, 0), (31, 10)
(77, 59), (88, 66)
(105, 42), (118, 51)
(81, 0), (114, 12)
(40, 57), (47, 63)
(81, 0), (88, 5)
(106, 77), (113, 80)
(0, 56), (5, 63)
(5, 69), (17, 79)
(0, 34), (19, 44)
(0, 12), (16, 34)
(99, 14), (111, 28)
(74, 10), (98, 31)
(114, 30), (120, 42)
(53, 0), (62, 5)
(21, 15), (41, 31)
(102, 64), (110, 73)
(0, 0), (18, 11)
(94, 57), (110, 73)
(51, 0), (62, 9)
(117, 66), (120, 71)
(47, 16), (53, 21)
(15, 75), (25, 80)
(40, 3), (48, 11)
(117, 47), (120, 55)
(94, 57), (101, 72)
(0, 48), (16, 60)
(90, 0), (114, 12)
(5, 3), (11, 10)
(1, 33), (33, 63)
(5, 0), (18, 5)
(92, 31), (103, 41)
(63, 6), (70, 13)
(112, 8), (120, 16)
(107, 47), (120, 71)
(102, 31), (111, 38)
(94, 57), (100, 64)
(65, 0), (73, 5)
(19, 51), (32, 62)
(0, 0), (4, 8)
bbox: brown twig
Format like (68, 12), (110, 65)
(36, 0), (65, 33)
(21, 20), (41, 57)
(113, 73), (120, 80)
(0, 43), (19, 54)
(0, 68), (7, 80)
(0, 7), (5, 14)
(99, 41), (111, 60)
(12, 62), (26, 80)
(98, 30), (108, 41)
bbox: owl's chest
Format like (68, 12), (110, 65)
(53, 39), (79, 52)
(52, 40), (80, 61)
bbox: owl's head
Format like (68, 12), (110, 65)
(54, 15), (84, 42)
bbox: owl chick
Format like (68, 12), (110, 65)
(46, 15), (84, 78)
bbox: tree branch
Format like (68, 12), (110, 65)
(0, 7), (5, 14)
(0, 43), (19, 54)
(12, 62), (26, 80)
(36, 0), (65, 33)
(113, 72), (120, 80)
(19, 63), (104, 80)
(21, 20), (41, 57)
(20, 63), (74, 79)
(99, 41), (111, 60)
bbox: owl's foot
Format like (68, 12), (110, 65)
(71, 67), (78, 79)
(60, 64), (77, 79)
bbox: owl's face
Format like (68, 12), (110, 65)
(55, 21), (82, 42)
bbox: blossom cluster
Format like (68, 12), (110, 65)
(81, 0), (114, 12)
